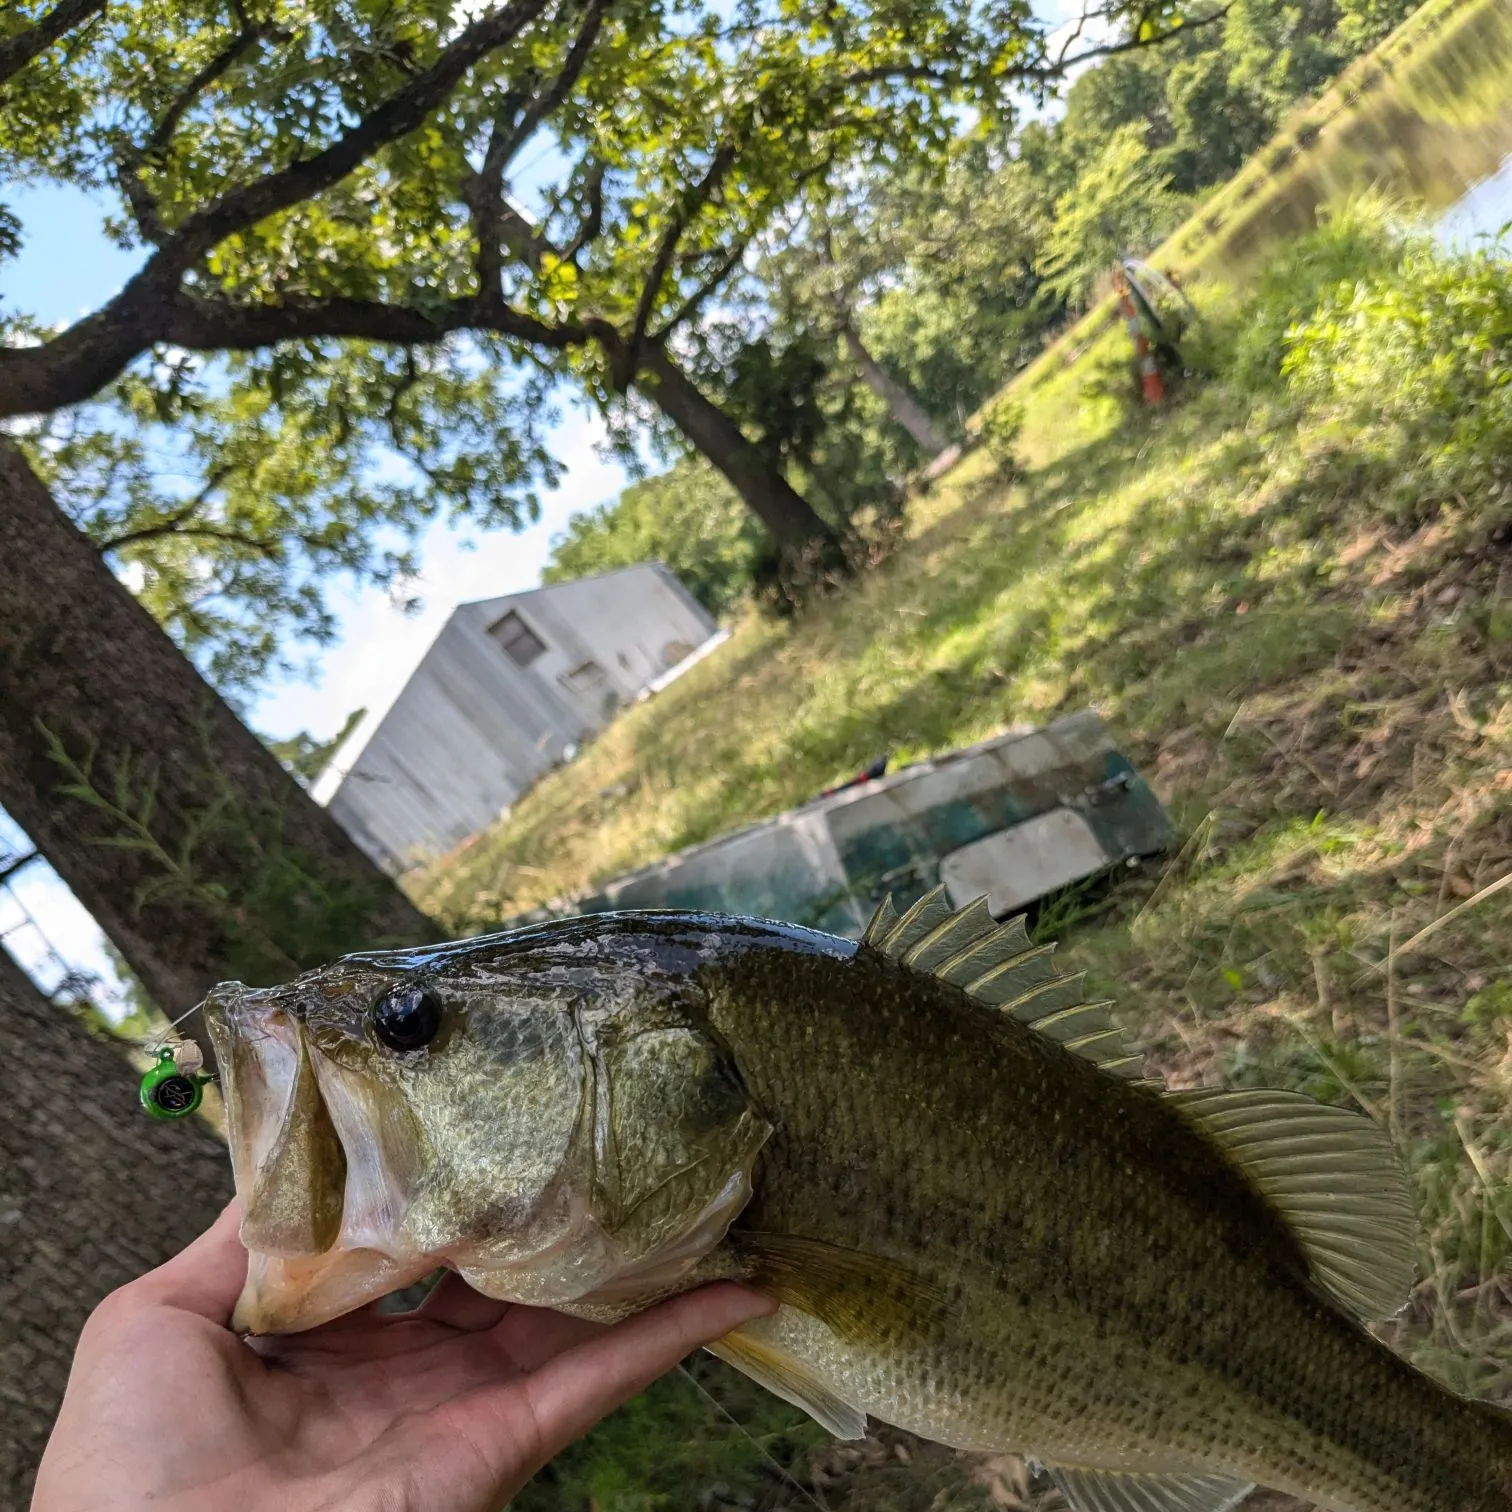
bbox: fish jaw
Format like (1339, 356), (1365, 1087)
(204, 980), (433, 1332)
(201, 983), (344, 1258)
(232, 1246), (438, 1334)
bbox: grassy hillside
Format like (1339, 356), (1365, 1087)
(416, 196), (1512, 1442)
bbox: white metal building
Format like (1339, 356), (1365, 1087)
(312, 563), (718, 873)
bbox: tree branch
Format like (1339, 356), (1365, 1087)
(465, 101), (532, 298)
(163, 522), (289, 557)
(494, 200), (552, 273)
(651, 151), (836, 340)
(166, 0), (556, 269)
(0, 0), (558, 418)
(838, 5), (1232, 95)
(652, 237), (753, 340)
(1053, 1), (1234, 69)
(0, 0), (106, 88)
(628, 141), (737, 362)
(464, 0), (605, 296)
(95, 465), (233, 552)
(116, 13), (275, 244)
(559, 159), (606, 264)
(839, 59), (959, 89)
(384, 347), (423, 454)
(159, 291), (586, 353)
(489, 0), (606, 168)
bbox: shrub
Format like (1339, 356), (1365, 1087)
(978, 399), (1025, 474)
(1279, 235), (1512, 521)
(1222, 196), (1404, 390)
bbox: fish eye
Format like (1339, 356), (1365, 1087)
(372, 985), (443, 1053)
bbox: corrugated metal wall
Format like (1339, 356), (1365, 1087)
(325, 563), (715, 872)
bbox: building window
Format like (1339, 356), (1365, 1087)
(560, 659), (607, 694)
(488, 610), (546, 667)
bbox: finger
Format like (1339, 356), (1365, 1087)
(520, 1284), (774, 1454)
(131, 1200), (248, 1323)
(489, 1304), (609, 1372)
(415, 1272), (512, 1333)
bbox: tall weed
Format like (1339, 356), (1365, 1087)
(1219, 196), (1408, 389)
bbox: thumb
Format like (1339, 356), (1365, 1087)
(129, 1200), (249, 1324)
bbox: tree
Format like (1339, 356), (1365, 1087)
(759, 195), (955, 458)
(3, 0), (567, 692)
(0, 944), (231, 1503)
(544, 458), (760, 615)
(1164, 48), (1272, 188)
(15, 340), (559, 693)
(267, 705), (367, 786)
(0, 0), (1219, 573)
(0, 437), (434, 1027)
(851, 145), (1060, 431)
(1041, 122), (1188, 304)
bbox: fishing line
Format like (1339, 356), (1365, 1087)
(676, 1362), (834, 1512)
(143, 1001), (207, 1054)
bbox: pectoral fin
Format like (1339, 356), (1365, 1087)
(729, 1230), (952, 1348)
(709, 1320), (868, 1440)
(1045, 1465), (1254, 1512)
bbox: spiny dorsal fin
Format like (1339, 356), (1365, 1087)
(864, 887), (1144, 1080)
(1169, 1088), (1417, 1320)
(1046, 1465), (1254, 1512)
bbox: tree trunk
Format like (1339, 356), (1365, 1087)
(0, 438), (435, 1033)
(633, 346), (839, 554)
(0, 948), (232, 1505)
(839, 322), (951, 457)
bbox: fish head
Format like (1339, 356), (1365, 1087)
(202, 925), (770, 1336)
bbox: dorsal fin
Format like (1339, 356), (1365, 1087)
(865, 891), (1418, 1320)
(1169, 1088), (1417, 1320)
(864, 887), (1145, 1080)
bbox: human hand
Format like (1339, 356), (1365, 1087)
(33, 1202), (776, 1512)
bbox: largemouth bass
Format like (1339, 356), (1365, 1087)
(201, 889), (1512, 1512)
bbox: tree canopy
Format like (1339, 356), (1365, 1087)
(1, 0), (1225, 685)
(545, 0), (1428, 600)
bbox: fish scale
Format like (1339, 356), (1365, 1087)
(203, 895), (1512, 1512)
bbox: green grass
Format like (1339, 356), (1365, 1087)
(413, 225), (1512, 1512)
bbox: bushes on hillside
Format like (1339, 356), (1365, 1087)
(1281, 234), (1512, 520)
(1199, 201), (1512, 532)
(543, 461), (763, 617)
(1220, 198), (1406, 387)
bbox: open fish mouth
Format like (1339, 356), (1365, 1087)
(202, 984), (433, 1334)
